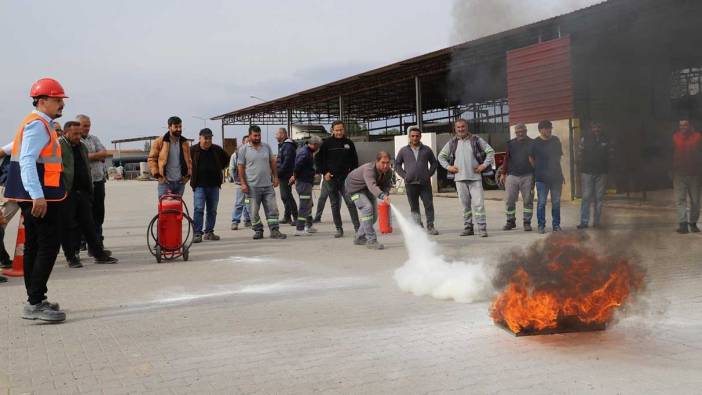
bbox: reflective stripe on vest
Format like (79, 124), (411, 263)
(4, 113), (66, 202)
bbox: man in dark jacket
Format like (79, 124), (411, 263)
(315, 120), (360, 238)
(59, 121), (117, 266)
(345, 152), (393, 250)
(529, 120), (564, 234)
(498, 123), (534, 231)
(395, 126), (438, 235)
(290, 136), (322, 236)
(577, 121), (613, 229)
(190, 128), (230, 243)
(276, 128), (298, 225)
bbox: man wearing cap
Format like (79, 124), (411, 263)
(190, 128), (230, 243)
(289, 136), (322, 236)
(4, 78), (69, 322)
(148, 116), (192, 197)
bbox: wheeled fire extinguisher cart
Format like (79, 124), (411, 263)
(147, 193), (194, 263)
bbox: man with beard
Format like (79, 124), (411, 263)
(148, 116), (192, 197)
(315, 120), (360, 238)
(58, 121), (117, 267)
(529, 120), (564, 234)
(4, 78), (69, 322)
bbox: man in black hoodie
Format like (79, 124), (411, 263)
(276, 128), (298, 225)
(315, 121), (360, 238)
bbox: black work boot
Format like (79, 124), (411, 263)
(502, 220), (516, 231)
(253, 230), (264, 240)
(67, 255), (83, 268)
(460, 225), (474, 237)
(523, 222), (533, 232)
(689, 223), (700, 233)
(334, 228), (344, 238)
(676, 222), (689, 234)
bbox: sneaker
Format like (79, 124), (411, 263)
(230, 222), (239, 230)
(460, 227), (474, 237)
(193, 234), (203, 243)
(94, 255), (119, 264)
(244, 221), (252, 228)
(68, 255), (83, 268)
(270, 229), (287, 239)
(427, 226), (439, 236)
(690, 223), (700, 233)
(204, 232), (220, 241)
(576, 224), (589, 230)
(305, 226), (318, 234)
(523, 223), (533, 232)
(676, 223), (689, 234)
(538, 226), (546, 234)
(334, 228), (344, 238)
(502, 222), (516, 231)
(366, 240), (385, 250)
(353, 236), (367, 245)
(294, 229), (309, 237)
(553, 226), (562, 232)
(42, 298), (60, 310)
(22, 301), (66, 322)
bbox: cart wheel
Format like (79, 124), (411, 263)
(183, 248), (189, 261)
(155, 245), (162, 263)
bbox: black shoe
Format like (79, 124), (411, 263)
(576, 224), (589, 230)
(676, 223), (689, 234)
(502, 221), (516, 231)
(460, 227), (474, 237)
(270, 229), (287, 239)
(94, 255), (118, 264)
(0, 258), (12, 269)
(68, 255), (83, 268)
(523, 223), (533, 232)
(88, 248), (111, 257)
(0, 275), (7, 283)
(313, 217), (322, 224)
(253, 230), (264, 240)
(334, 228), (344, 238)
(689, 223), (700, 233)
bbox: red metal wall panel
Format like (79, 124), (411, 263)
(507, 36), (574, 125)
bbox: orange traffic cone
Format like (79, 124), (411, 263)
(2, 214), (25, 277)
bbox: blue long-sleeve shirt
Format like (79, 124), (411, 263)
(20, 111), (54, 199)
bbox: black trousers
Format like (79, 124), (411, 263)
(19, 201), (62, 305)
(405, 183), (435, 227)
(279, 175), (298, 221)
(92, 180), (105, 239)
(327, 177), (360, 231)
(61, 191), (103, 258)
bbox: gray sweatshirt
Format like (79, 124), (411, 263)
(395, 143), (437, 185)
(345, 162), (392, 199)
(438, 135), (495, 182)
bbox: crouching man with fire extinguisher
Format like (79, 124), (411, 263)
(344, 151), (393, 250)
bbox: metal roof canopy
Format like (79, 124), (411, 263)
(212, 0), (672, 129)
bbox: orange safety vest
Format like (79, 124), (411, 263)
(3, 113), (66, 202)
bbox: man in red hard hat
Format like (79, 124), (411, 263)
(4, 78), (69, 322)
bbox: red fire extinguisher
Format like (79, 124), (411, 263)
(378, 201), (393, 234)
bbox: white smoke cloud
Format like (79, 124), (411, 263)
(391, 206), (494, 303)
(451, 0), (603, 43)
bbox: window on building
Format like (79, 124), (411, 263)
(671, 67), (702, 99)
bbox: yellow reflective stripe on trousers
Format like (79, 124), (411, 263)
(351, 194), (360, 201)
(360, 215), (373, 222)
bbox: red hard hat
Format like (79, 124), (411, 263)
(30, 78), (69, 98)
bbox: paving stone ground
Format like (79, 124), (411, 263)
(1, 181), (700, 394)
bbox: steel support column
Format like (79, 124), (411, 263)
(414, 76), (423, 131)
(338, 96), (345, 122)
(287, 108), (293, 132)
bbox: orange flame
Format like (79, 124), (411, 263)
(490, 235), (644, 334)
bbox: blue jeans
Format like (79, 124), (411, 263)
(580, 173), (607, 226)
(231, 186), (251, 224)
(158, 180), (185, 198)
(193, 187), (220, 235)
(536, 181), (562, 228)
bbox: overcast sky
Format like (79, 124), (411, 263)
(0, 0), (600, 148)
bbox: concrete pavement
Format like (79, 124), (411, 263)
(0, 181), (700, 394)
